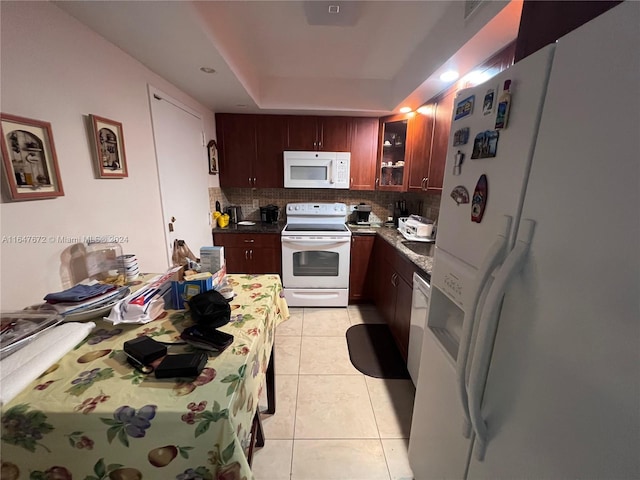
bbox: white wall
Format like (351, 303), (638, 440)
(0, 2), (216, 309)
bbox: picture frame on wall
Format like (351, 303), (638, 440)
(89, 114), (128, 178)
(208, 139), (218, 175)
(0, 113), (65, 201)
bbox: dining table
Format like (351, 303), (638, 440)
(0, 273), (289, 480)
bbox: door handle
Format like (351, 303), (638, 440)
(253, 177), (257, 187)
(375, 177), (379, 187)
(244, 239), (255, 243)
(468, 219), (535, 461)
(249, 249), (253, 260)
(424, 177), (429, 190)
(248, 177), (252, 187)
(245, 250), (249, 260)
(421, 178), (426, 190)
(391, 273), (398, 287)
(456, 216), (512, 439)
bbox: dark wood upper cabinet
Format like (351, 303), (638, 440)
(216, 113), (256, 188)
(286, 116), (351, 151)
(349, 117), (378, 190)
(286, 116), (318, 150)
(255, 115), (287, 188)
(514, 1), (621, 62)
(428, 90), (455, 192)
(216, 113), (284, 188)
(378, 115), (409, 191)
(407, 109), (435, 192)
(320, 117), (351, 152)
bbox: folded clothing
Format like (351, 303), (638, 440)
(44, 283), (115, 303)
(0, 322), (95, 406)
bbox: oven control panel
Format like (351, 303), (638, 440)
(286, 203), (347, 215)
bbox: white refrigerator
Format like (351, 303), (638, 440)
(409, 2), (640, 479)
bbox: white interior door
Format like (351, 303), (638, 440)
(149, 87), (211, 265)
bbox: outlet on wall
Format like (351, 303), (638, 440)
(252, 199), (259, 208)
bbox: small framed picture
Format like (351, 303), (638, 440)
(89, 114), (128, 178)
(0, 113), (65, 200)
(208, 139), (218, 175)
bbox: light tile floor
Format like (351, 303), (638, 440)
(253, 305), (415, 480)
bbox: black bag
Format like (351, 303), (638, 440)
(187, 289), (231, 328)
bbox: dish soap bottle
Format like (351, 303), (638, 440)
(495, 79), (512, 130)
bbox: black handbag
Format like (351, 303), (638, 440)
(187, 289), (231, 328)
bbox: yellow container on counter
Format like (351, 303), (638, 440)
(216, 213), (230, 228)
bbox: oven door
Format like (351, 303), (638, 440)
(281, 236), (351, 288)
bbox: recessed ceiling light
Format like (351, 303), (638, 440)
(399, 107), (412, 113)
(328, 5), (340, 14)
(200, 67), (216, 74)
(440, 70), (459, 82)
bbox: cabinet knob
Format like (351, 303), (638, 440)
(248, 177), (252, 187)
(253, 177), (257, 187)
(424, 177), (429, 190)
(244, 239), (255, 243)
(245, 250), (249, 260)
(375, 177), (379, 187)
(250, 249), (253, 260)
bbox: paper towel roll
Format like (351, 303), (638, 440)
(0, 321), (95, 406)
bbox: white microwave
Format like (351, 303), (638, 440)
(284, 151), (350, 189)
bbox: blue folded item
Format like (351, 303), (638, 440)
(44, 283), (116, 303)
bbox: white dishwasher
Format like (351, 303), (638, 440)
(408, 272), (430, 386)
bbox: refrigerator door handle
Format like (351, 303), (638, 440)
(467, 219), (536, 461)
(456, 215), (512, 439)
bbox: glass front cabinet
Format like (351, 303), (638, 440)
(379, 117), (408, 190)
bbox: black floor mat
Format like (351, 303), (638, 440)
(346, 324), (410, 379)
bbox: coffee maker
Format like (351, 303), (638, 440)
(352, 203), (372, 225)
(260, 205), (280, 224)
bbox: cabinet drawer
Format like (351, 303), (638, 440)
(214, 233), (280, 249)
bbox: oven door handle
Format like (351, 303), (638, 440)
(281, 237), (351, 246)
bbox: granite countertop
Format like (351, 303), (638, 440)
(213, 222), (434, 277)
(349, 224), (434, 277)
(212, 222), (285, 234)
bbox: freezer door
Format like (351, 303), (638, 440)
(467, 3), (640, 478)
(436, 45), (554, 269)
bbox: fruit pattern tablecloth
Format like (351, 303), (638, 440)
(1, 274), (289, 480)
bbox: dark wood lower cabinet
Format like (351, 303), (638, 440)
(213, 233), (281, 275)
(349, 235), (375, 303)
(372, 236), (417, 361)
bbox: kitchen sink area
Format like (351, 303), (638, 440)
(401, 241), (435, 257)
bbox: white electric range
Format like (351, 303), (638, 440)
(281, 203), (351, 307)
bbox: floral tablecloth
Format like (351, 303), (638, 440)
(1, 274), (289, 480)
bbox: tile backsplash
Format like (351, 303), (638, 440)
(209, 187), (441, 224)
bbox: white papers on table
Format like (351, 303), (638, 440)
(0, 322), (95, 406)
(104, 266), (182, 325)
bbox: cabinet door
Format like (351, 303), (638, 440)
(216, 114), (256, 188)
(407, 108), (435, 192)
(349, 235), (375, 302)
(224, 247), (250, 274)
(251, 247), (282, 275)
(394, 274), (413, 361)
(378, 116), (409, 191)
(428, 90), (455, 192)
(349, 118), (378, 190)
(286, 116), (318, 150)
(319, 117), (351, 152)
(255, 115), (287, 188)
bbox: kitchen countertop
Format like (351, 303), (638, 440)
(348, 224), (434, 278)
(212, 222), (285, 234)
(212, 222), (434, 278)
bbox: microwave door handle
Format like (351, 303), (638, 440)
(329, 161), (335, 184)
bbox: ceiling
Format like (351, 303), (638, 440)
(55, 1), (523, 116)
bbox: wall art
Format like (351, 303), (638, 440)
(89, 114), (128, 178)
(0, 113), (65, 200)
